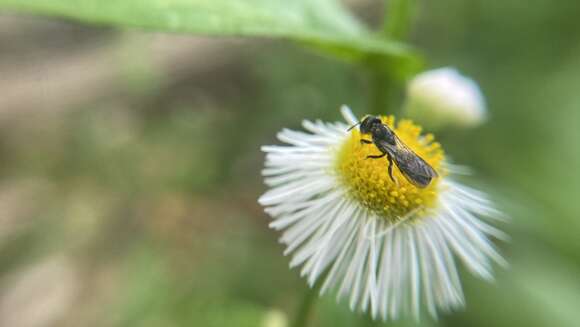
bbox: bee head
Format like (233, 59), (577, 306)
(359, 115), (382, 134)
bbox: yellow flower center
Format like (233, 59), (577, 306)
(335, 116), (445, 223)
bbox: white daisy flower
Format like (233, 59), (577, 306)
(258, 105), (507, 320)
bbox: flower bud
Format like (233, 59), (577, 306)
(404, 67), (486, 128)
(261, 309), (288, 327)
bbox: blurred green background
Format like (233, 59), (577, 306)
(0, 1), (579, 326)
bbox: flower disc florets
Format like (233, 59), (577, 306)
(335, 116), (445, 222)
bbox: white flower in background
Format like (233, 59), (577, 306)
(405, 67), (487, 128)
(261, 309), (288, 327)
(258, 106), (506, 320)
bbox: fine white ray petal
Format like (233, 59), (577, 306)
(259, 177), (333, 206)
(337, 217), (366, 301)
(340, 105), (358, 125)
(420, 224), (457, 310)
(347, 225), (371, 310)
(261, 145), (327, 154)
(407, 228), (421, 320)
(415, 226), (438, 318)
(269, 191), (341, 230)
(303, 120), (347, 140)
(294, 197), (348, 272)
(320, 214), (361, 296)
(432, 210), (493, 280)
(389, 229), (403, 319)
(379, 224), (395, 320)
(265, 191), (337, 217)
(443, 202), (508, 267)
(428, 222), (465, 308)
(361, 218), (379, 314)
(307, 200), (356, 283)
(261, 166), (300, 177)
(265, 170), (327, 187)
(282, 202), (337, 253)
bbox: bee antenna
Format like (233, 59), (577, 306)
(347, 122), (360, 131)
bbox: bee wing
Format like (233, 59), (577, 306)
(390, 135), (438, 188)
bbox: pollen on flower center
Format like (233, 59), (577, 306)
(335, 116), (445, 222)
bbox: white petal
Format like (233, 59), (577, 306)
(340, 105), (358, 125)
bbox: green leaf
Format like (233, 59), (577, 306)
(0, 0), (421, 75)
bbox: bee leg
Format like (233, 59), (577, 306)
(387, 155), (398, 186)
(360, 139), (373, 145)
(365, 153), (386, 160)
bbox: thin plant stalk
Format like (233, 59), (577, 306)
(291, 281), (322, 327)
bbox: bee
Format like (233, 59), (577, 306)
(348, 115), (438, 188)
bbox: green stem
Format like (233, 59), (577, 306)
(370, 70), (391, 115)
(368, 0), (416, 115)
(382, 0), (416, 41)
(291, 283), (321, 327)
